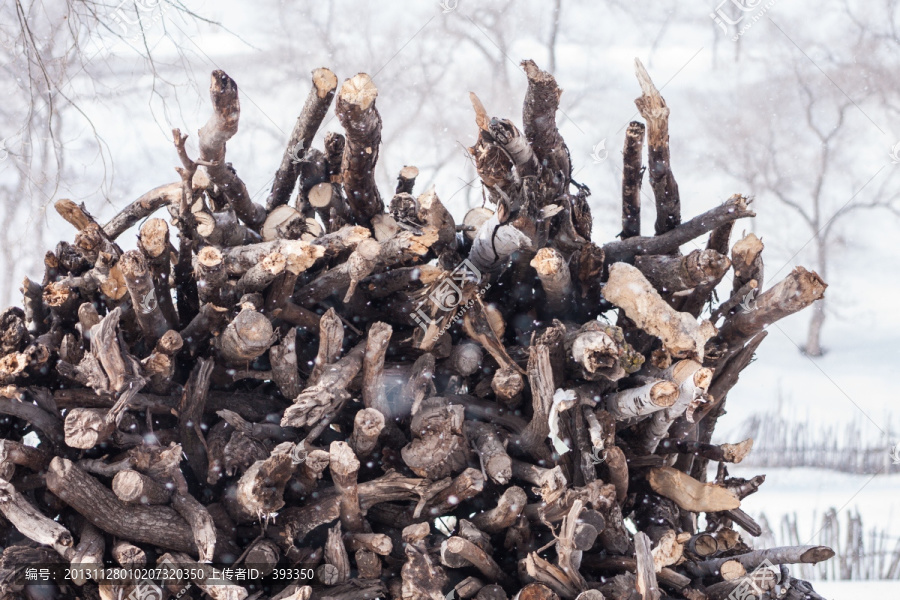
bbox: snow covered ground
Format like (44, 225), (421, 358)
(728, 466), (900, 541)
(725, 467), (900, 589)
(813, 580), (900, 599)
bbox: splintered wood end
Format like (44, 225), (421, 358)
(469, 91), (490, 131)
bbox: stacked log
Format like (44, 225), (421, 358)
(0, 58), (830, 600)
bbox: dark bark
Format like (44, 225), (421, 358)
(621, 121), (645, 239)
(267, 68), (339, 211)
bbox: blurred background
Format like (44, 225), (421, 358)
(1, 1), (898, 595)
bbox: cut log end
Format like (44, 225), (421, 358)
(312, 67), (338, 98)
(308, 182), (335, 208)
(530, 247), (565, 277)
(197, 245), (223, 268)
(650, 381), (679, 408)
(63, 408), (109, 450)
(339, 73), (378, 110)
(720, 438), (754, 463)
(139, 218), (170, 258)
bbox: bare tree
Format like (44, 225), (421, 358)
(701, 14), (900, 356)
(0, 0), (220, 304)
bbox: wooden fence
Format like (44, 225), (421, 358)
(750, 509), (900, 580)
(726, 411), (899, 474)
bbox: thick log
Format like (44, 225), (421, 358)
(417, 187), (459, 264)
(403, 400), (469, 479)
(323, 522), (350, 585)
(198, 70), (266, 230)
(634, 531), (661, 600)
(731, 232), (765, 294)
(443, 536), (511, 586)
(47, 457), (228, 557)
(282, 340), (365, 428)
(0, 479), (73, 557)
(219, 239), (324, 277)
(362, 322), (392, 417)
(336, 73), (384, 226)
(215, 308), (276, 366)
(635, 249), (731, 295)
(647, 467), (739, 512)
(604, 380), (678, 420)
(510, 345), (554, 462)
(329, 441), (365, 533)
(567, 322), (642, 382)
(402, 522), (448, 599)
(522, 60), (569, 197)
(634, 59), (679, 236)
(636, 360), (712, 454)
(349, 408), (385, 459)
(468, 209), (532, 275)
(138, 217), (179, 326)
(621, 121), (646, 239)
(236, 251), (286, 293)
(112, 540), (146, 567)
(687, 545), (835, 578)
(267, 68), (339, 211)
(119, 249), (171, 342)
(172, 491), (217, 563)
(714, 266), (826, 348)
(466, 421), (512, 485)
(603, 262), (717, 360)
(228, 450), (293, 523)
(531, 247), (573, 316)
(63, 377), (146, 450)
(602, 194), (754, 265)
(68, 520), (104, 586)
(112, 469), (171, 505)
(269, 327), (303, 400)
(471, 485), (527, 533)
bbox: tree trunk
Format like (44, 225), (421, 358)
(804, 237), (828, 356)
(804, 299), (826, 357)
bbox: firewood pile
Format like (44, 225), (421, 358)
(0, 57), (833, 600)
